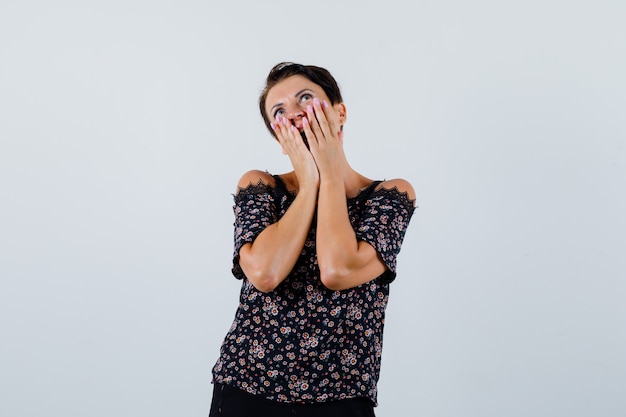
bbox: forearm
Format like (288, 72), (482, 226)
(316, 178), (388, 290)
(315, 179), (359, 278)
(239, 186), (318, 292)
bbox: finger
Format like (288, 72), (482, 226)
(322, 100), (340, 128)
(271, 118), (288, 145)
(271, 121), (289, 155)
(279, 116), (295, 140)
(301, 115), (317, 151)
(312, 98), (336, 142)
(278, 116), (307, 155)
(306, 103), (324, 142)
(273, 117), (292, 150)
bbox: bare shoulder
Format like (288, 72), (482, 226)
(378, 178), (417, 204)
(236, 170), (276, 193)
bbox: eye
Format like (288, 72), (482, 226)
(273, 109), (285, 120)
(299, 93), (313, 103)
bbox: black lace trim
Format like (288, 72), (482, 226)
(234, 174), (416, 211)
(233, 178), (277, 199)
(370, 184), (417, 210)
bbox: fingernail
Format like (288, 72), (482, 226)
(270, 122), (276, 130)
(303, 116), (309, 125)
(307, 105), (313, 113)
(323, 100), (329, 109)
(291, 125), (297, 132)
(314, 97), (320, 105)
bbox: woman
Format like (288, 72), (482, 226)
(209, 62), (416, 417)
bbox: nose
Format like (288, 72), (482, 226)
(281, 99), (304, 118)
(286, 107), (304, 120)
(283, 106), (305, 129)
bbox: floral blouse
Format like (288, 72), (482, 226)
(212, 174), (415, 406)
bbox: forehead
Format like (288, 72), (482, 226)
(265, 75), (326, 108)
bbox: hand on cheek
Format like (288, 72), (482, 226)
(271, 116), (297, 153)
(306, 98), (342, 148)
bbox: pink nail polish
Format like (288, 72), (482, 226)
(323, 100), (329, 109)
(270, 122), (276, 130)
(314, 97), (320, 105)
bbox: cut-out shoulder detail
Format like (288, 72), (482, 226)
(376, 178), (417, 207)
(235, 173), (416, 208)
(236, 170), (276, 194)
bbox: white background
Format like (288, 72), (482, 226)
(1, 1), (625, 416)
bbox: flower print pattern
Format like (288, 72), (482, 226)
(212, 174), (415, 406)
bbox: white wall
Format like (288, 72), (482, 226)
(1, 1), (624, 416)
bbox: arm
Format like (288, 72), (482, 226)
(303, 98), (415, 290)
(237, 114), (321, 292)
(236, 170), (318, 293)
(316, 178), (415, 290)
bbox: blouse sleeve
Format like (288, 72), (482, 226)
(355, 188), (415, 283)
(231, 183), (278, 280)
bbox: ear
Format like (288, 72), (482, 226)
(334, 102), (347, 125)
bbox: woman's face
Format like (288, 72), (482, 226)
(264, 75), (341, 133)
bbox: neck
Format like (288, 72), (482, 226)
(331, 159), (372, 198)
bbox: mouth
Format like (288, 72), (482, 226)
(300, 130), (310, 150)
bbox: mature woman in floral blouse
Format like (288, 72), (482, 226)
(209, 62), (416, 417)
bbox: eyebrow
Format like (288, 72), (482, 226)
(270, 89), (314, 113)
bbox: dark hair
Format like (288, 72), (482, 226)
(259, 62), (343, 138)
